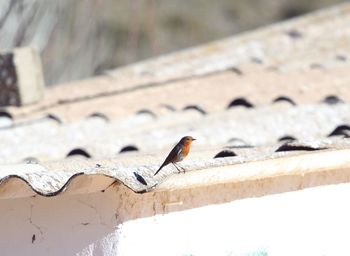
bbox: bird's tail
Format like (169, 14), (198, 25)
(154, 163), (165, 176)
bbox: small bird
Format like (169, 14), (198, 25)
(154, 136), (196, 176)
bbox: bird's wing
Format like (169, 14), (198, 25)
(154, 143), (182, 176)
(163, 144), (181, 165)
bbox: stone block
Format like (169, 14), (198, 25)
(0, 48), (44, 106)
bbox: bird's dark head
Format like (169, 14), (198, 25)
(180, 136), (196, 145)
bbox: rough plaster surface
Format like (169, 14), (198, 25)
(2, 178), (350, 255)
(0, 189), (119, 256)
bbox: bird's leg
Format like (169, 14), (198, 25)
(179, 164), (186, 173)
(172, 163), (182, 173)
(174, 163), (186, 173)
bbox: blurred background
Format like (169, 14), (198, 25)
(0, 0), (345, 86)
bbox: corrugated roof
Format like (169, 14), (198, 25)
(1, 140), (350, 199)
(0, 3), (350, 199)
(0, 104), (349, 164)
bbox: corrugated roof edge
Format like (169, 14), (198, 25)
(1, 147), (350, 200)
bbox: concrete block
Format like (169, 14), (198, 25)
(0, 47), (44, 106)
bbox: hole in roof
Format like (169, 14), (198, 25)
(119, 145), (139, 153)
(0, 111), (13, 127)
(183, 105), (207, 115)
(0, 111), (13, 120)
(227, 138), (250, 148)
(88, 112), (109, 122)
(46, 114), (62, 124)
(273, 96), (296, 106)
(328, 125), (350, 138)
(286, 29), (303, 39)
(67, 148), (91, 158)
(136, 109), (156, 118)
(227, 98), (254, 109)
(335, 55), (347, 62)
(322, 95), (344, 105)
(160, 104), (176, 112)
(251, 57), (263, 64)
(275, 142), (324, 153)
(229, 67), (243, 76)
(278, 135), (296, 142)
(23, 157), (39, 164)
(214, 150), (237, 159)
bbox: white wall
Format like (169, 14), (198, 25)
(0, 182), (349, 255)
(0, 189), (119, 256)
(117, 183), (350, 256)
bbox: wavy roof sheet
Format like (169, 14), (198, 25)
(0, 3), (350, 199)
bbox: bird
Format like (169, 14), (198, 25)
(154, 136), (196, 176)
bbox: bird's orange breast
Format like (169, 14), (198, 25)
(181, 143), (191, 157)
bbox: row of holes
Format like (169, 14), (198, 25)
(66, 145), (139, 158)
(226, 95), (344, 108)
(0, 94), (343, 125)
(23, 139), (330, 164)
(95, 94), (343, 119)
(84, 95), (346, 119)
(231, 55), (348, 75)
(23, 145), (140, 164)
(284, 29), (348, 66)
(214, 142), (325, 159)
(227, 124), (350, 147)
(22, 124), (350, 164)
(214, 125), (350, 159)
(137, 29), (346, 80)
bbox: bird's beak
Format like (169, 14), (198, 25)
(192, 138), (196, 141)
